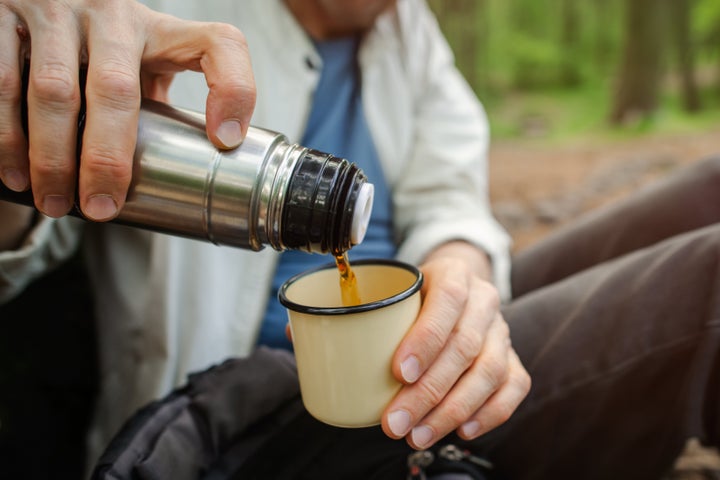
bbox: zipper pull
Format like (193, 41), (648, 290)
(438, 444), (494, 470)
(407, 450), (435, 480)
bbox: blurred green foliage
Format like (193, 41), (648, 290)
(428, 0), (720, 141)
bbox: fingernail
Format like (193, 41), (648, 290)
(42, 195), (70, 217)
(460, 420), (481, 438)
(400, 355), (421, 383)
(411, 425), (434, 448)
(216, 120), (243, 148)
(387, 410), (412, 437)
(2, 168), (29, 192)
(85, 194), (118, 221)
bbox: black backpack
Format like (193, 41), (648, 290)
(91, 347), (500, 480)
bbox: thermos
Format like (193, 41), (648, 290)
(1, 74), (374, 255)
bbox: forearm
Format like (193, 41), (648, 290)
(0, 201), (35, 251)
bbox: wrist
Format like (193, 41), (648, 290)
(423, 240), (493, 283)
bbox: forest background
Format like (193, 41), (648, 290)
(428, 0), (720, 250)
(428, 0), (720, 138)
(426, 0), (720, 476)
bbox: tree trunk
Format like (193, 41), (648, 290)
(560, 0), (582, 86)
(592, 0), (615, 74)
(670, 0), (701, 111)
(427, 0), (483, 93)
(609, 0), (667, 124)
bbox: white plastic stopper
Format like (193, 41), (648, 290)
(350, 183), (374, 245)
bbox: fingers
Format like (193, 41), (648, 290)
(384, 269), (500, 444)
(404, 317), (527, 449)
(385, 310), (523, 450)
(457, 348), (531, 441)
(22, 2), (82, 217)
(382, 253), (530, 450)
(201, 24), (256, 149)
(0, 6), (28, 192)
(80, 2), (143, 220)
(5, 1), (257, 221)
(144, 15), (256, 149)
(393, 264), (499, 386)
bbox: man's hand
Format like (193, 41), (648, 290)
(382, 241), (531, 449)
(0, 0), (256, 220)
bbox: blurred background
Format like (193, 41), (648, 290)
(429, 0), (720, 251)
(0, 3), (717, 479)
(429, 1), (720, 477)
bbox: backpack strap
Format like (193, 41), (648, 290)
(91, 347), (300, 480)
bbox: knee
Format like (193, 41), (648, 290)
(687, 156), (720, 188)
(676, 224), (720, 276)
(668, 156), (720, 209)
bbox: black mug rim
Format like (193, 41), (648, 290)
(278, 258), (423, 316)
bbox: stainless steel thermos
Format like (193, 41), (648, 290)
(2, 71), (373, 255)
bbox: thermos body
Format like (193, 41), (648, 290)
(122, 101), (300, 252)
(1, 94), (374, 255)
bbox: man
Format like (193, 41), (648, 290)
(2, 1), (719, 479)
(0, 0), (528, 470)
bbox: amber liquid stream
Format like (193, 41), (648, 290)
(335, 252), (362, 306)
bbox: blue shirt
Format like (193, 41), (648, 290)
(257, 36), (396, 350)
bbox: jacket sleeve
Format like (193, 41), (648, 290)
(392, 0), (512, 300)
(0, 216), (84, 303)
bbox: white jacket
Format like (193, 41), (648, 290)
(0, 0), (511, 462)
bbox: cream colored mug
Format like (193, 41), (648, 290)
(279, 259), (423, 428)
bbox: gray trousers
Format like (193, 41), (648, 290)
(486, 155), (720, 479)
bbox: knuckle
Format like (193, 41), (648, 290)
(32, 157), (74, 179)
(451, 329), (483, 369)
(39, 0), (71, 19)
(439, 275), (468, 308)
(209, 80), (256, 118)
(222, 81), (257, 112)
(481, 283), (501, 311)
(31, 64), (81, 109)
(0, 65), (21, 101)
(496, 318), (511, 340)
(91, 64), (141, 110)
(203, 22), (251, 63)
(489, 402), (514, 427)
(443, 397), (476, 426)
(202, 24), (256, 112)
(208, 22), (249, 50)
(515, 366), (532, 395)
(81, 146), (132, 183)
(415, 319), (448, 357)
(415, 374), (447, 409)
(478, 356), (509, 389)
(0, 128), (27, 155)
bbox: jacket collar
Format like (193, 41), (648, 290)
(251, 0), (402, 75)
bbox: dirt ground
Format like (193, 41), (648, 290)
(489, 127), (720, 250)
(487, 126), (720, 478)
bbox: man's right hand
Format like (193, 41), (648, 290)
(0, 0), (256, 221)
